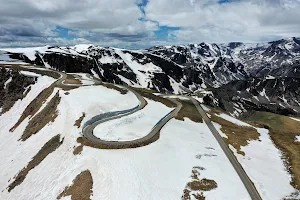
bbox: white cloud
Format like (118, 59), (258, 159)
(0, 0), (159, 47)
(145, 0), (300, 43)
(0, 0), (299, 47)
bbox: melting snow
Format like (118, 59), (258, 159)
(233, 128), (296, 199)
(216, 113), (251, 127)
(3, 77), (12, 89)
(0, 46), (49, 61)
(290, 117), (300, 122)
(93, 99), (173, 141)
(20, 71), (41, 77)
(0, 81), (251, 199)
(215, 114), (297, 199)
(202, 105), (211, 111)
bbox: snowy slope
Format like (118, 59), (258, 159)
(213, 113), (298, 199)
(93, 98), (172, 141)
(0, 74), (253, 200)
(1, 37), (299, 94)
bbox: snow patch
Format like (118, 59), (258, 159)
(216, 113), (251, 127)
(20, 71), (41, 78)
(93, 99), (173, 141)
(290, 117), (300, 122)
(233, 128), (296, 199)
(4, 77), (12, 89)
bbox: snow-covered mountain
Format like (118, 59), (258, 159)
(148, 37), (300, 78)
(1, 37), (300, 94)
(1, 43), (250, 93)
(1, 39), (300, 200)
(203, 76), (300, 117)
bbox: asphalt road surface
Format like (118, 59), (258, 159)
(3, 63), (261, 198)
(189, 97), (262, 200)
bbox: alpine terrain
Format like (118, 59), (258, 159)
(0, 37), (300, 200)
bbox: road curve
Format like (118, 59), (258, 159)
(3, 64), (183, 148)
(82, 92), (182, 149)
(189, 97), (262, 200)
(1, 64), (261, 198)
(13, 66), (181, 149)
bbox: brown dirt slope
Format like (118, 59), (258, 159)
(64, 74), (81, 85)
(74, 113), (85, 128)
(131, 87), (176, 108)
(207, 107), (260, 156)
(175, 99), (203, 123)
(244, 111), (300, 190)
(20, 91), (61, 141)
(57, 170), (93, 200)
(10, 84), (55, 132)
(8, 134), (63, 192)
(101, 83), (128, 94)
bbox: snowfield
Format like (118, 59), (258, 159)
(0, 80), (252, 200)
(0, 46), (49, 61)
(296, 136), (300, 142)
(93, 98), (173, 141)
(231, 128), (297, 200)
(0, 51), (28, 64)
(214, 115), (297, 199)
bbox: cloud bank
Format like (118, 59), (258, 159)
(0, 0), (299, 48)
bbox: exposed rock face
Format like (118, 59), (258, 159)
(203, 77), (300, 116)
(148, 42), (249, 88)
(235, 37), (300, 77)
(1, 37), (300, 96)
(2, 41), (251, 93)
(42, 53), (95, 73)
(0, 68), (35, 114)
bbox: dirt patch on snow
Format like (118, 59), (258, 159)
(187, 179), (217, 191)
(57, 170), (93, 200)
(74, 113), (85, 128)
(10, 84), (55, 132)
(20, 91), (61, 141)
(73, 145), (83, 155)
(208, 109), (260, 156)
(175, 99), (203, 123)
(182, 166), (217, 200)
(64, 74), (81, 85)
(8, 134), (63, 192)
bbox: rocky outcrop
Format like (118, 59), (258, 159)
(0, 68), (35, 114)
(203, 77), (300, 116)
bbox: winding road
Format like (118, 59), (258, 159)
(40, 67), (183, 149)
(189, 97), (262, 200)
(4, 64), (261, 199)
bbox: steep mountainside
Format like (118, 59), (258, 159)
(1, 37), (299, 95)
(202, 77), (300, 117)
(0, 68), (35, 114)
(148, 37), (300, 78)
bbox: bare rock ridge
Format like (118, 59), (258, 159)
(2, 37), (300, 116)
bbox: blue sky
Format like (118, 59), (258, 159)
(0, 0), (299, 48)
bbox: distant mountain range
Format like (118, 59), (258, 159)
(1, 37), (300, 116)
